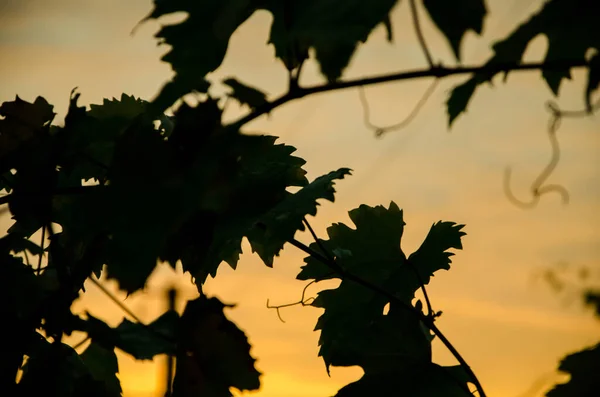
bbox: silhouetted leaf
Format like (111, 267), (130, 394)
(163, 134), (310, 285)
(407, 221), (466, 285)
(223, 78), (268, 110)
(546, 343), (600, 397)
(172, 295), (260, 397)
(447, 0), (600, 125)
(0, 96), (54, 173)
(266, 0), (397, 81)
(139, 0), (257, 110)
(298, 202), (466, 380)
(248, 167), (352, 266)
(80, 342), (122, 397)
(422, 0), (487, 61)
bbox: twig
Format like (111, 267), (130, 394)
(409, 0), (434, 66)
(358, 79), (438, 138)
(228, 59), (590, 130)
(89, 277), (143, 323)
(302, 219), (335, 262)
(288, 237), (486, 397)
(267, 280), (317, 323)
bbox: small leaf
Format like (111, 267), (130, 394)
(223, 78), (268, 110)
(447, 78), (478, 127)
(80, 342), (122, 397)
(422, 0), (487, 61)
(585, 53), (600, 112)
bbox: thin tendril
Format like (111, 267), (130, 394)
(359, 79), (439, 138)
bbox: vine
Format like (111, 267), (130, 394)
(1, 0), (599, 396)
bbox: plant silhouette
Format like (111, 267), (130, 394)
(1, 0), (598, 396)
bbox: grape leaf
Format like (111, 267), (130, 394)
(172, 295), (260, 397)
(161, 133), (309, 284)
(407, 221), (466, 286)
(139, 0), (258, 111)
(88, 94), (147, 120)
(546, 343), (600, 397)
(0, 96), (55, 173)
(265, 0), (397, 81)
(80, 342), (122, 397)
(223, 77), (268, 110)
(297, 202), (466, 379)
(247, 167), (352, 267)
(422, 0), (487, 61)
(57, 92), (148, 184)
(447, 0), (600, 126)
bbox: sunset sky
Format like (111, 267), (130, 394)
(1, 0), (599, 396)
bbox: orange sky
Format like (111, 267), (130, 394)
(1, 1), (599, 396)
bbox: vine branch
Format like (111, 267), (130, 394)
(228, 59), (590, 130)
(267, 280), (317, 323)
(287, 237), (486, 397)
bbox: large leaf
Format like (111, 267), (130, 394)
(422, 0), (487, 61)
(546, 343), (600, 397)
(297, 202), (468, 393)
(161, 133), (309, 284)
(447, 0), (600, 126)
(172, 295), (260, 397)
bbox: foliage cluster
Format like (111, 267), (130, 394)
(1, 0), (598, 396)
